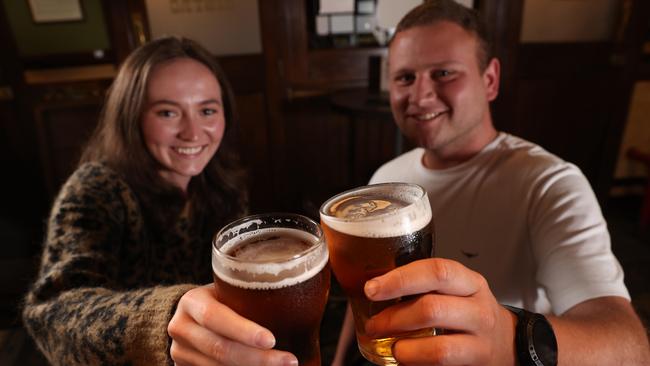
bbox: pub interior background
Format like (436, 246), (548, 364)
(1, 0), (649, 364)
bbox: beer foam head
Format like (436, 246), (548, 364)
(320, 183), (431, 238)
(213, 227), (328, 290)
(229, 236), (312, 262)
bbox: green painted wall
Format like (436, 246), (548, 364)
(2, 0), (110, 57)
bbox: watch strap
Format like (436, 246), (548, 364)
(504, 305), (558, 366)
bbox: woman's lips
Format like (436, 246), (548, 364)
(173, 146), (204, 156)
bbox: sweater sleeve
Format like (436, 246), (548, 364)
(22, 164), (197, 365)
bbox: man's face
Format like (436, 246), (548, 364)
(388, 21), (499, 155)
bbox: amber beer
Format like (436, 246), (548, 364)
(320, 183), (434, 366)
(212, 213), (330, 366)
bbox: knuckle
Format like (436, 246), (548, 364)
(429, 259), (451, 285)
(167, 320), (178, 338)
(478, 306), (496, 331)
(167, 316), (184, 339)
(475, 272), (489, 289)
(258, 352), (278, 366)
(394, 267), (408, 291)
(169, 341), (181, 361)
(210, 337), (232, 362)
(420, 295), (443, 323)
(195, 302), (211, 326)
(430, 342), (453, 365)
(181, 287), (199, 303)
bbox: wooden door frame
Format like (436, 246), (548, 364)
(596, 0), (650, 204)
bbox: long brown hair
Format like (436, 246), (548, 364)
(81, 36), (247, 235)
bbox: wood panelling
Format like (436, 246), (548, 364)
(272, 94), (400, 218)
(258, 0), (389, 212)
(34, 97), (104, 197)
(512, 77), (613, 186)
(284, 97), (350, 216)
(219, 54), (266, 95)
(235, 92), (273, 212)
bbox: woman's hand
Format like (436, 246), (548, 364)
(168, 285), (298, 366)
(363, 258), (518, 366)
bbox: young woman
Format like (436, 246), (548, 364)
(23, 37), (298, 366)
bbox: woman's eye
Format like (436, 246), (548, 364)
(202, 108), (218, 116)
(156, 110), (177, 118)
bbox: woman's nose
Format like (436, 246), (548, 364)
(178, 115), (200, 141)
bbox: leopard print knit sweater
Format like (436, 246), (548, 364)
(23, 162), (221, 365)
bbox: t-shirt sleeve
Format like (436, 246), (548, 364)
(22, 164), (197, 365)
(527, 163), (630, 315)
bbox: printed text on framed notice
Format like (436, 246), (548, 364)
(28, 0), (84, 23)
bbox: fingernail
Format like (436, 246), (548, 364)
(255, 330), (275, 348)
(365, 280), (378, 297)
(282, 355), (299, 366)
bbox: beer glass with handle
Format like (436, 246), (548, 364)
(212, 213), (331, 366)
(320, 183), (434, 366)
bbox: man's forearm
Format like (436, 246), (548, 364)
(548, 296), (649, 365)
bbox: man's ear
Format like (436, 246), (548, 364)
(483, 58), (500, 102)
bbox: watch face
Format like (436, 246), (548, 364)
(531, 316), (558, 365)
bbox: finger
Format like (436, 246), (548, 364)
(365, 293), (486, 336)
(182, 285), (276, 349)
(364, 258), (484, 301)
(393, 333), (489, 366)
(170, 338), (221, 366)
(172, 323), (298, 366)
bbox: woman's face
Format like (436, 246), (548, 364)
(141, 57), (225, 191)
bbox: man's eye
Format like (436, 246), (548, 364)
(433, 70), (454, 79)
(395, 74), (415, 84)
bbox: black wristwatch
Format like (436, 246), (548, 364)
(503, 305), (558, 366)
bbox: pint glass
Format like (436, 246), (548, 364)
(212, 213), (330, 366)
(320, 183), (434, 366)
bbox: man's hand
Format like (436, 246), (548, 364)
(363, 258), (517, 365)
(168, 285), (298, 366)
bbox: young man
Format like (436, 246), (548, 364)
(334, 1), (649, 365)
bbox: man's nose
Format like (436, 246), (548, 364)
(410, 76), (437, 106)
(178, 114), (200, 141)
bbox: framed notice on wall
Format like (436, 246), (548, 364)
(28, 0), (84, 23)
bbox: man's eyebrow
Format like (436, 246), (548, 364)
(389, 61), (464, 75)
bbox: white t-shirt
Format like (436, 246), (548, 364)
(370, 133), (629, 315)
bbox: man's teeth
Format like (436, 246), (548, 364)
(175, 146), (202, 155)
(416, 112), (442, 121)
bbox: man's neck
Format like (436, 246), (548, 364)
(422, 127), (499, 170)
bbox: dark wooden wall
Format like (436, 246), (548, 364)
(258, 0), (394, 215)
